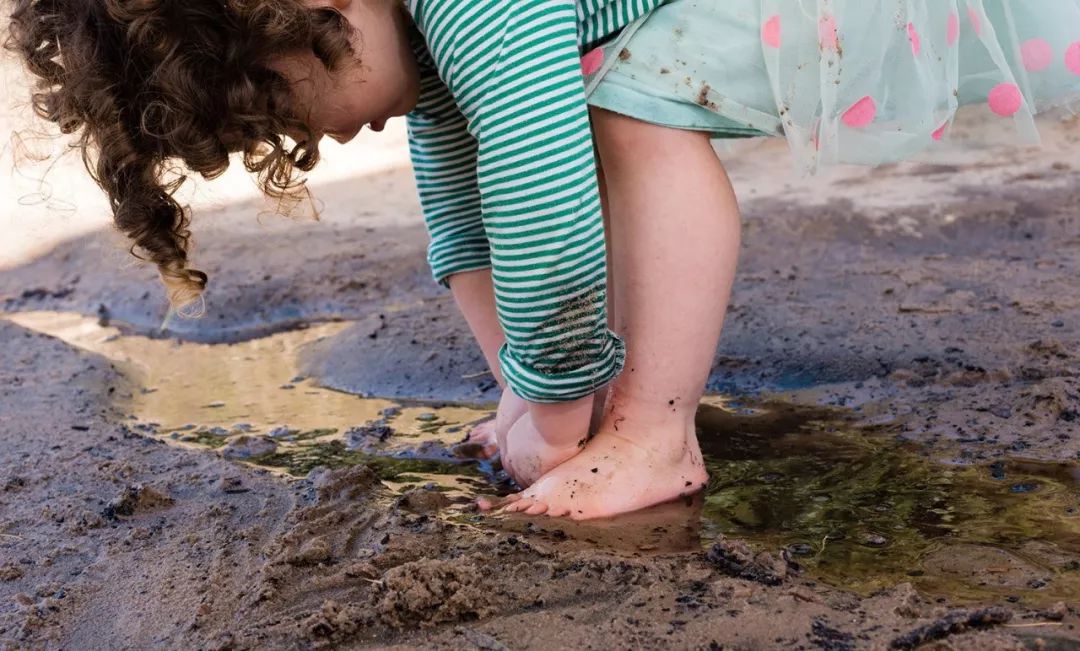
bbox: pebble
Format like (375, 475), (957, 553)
(416, 413), (439, 422)
(217, 476), (250, 494)
(1009, 482), (1039, 494)
(220, 436), (278, 459)
(787, 543), (816, 556)
(862, 533), (889, 547)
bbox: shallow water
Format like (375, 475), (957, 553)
(6, 310), (1079, 605)
(696, 401), (1080, 604)
(4, 311), (499, 496)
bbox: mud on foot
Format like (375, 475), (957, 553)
(479, 427), (708, 520)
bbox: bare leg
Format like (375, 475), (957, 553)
(450, 269), (595, 483)
(448, 270), (526, 458)
(494, 156), (616, 488)
(500, 109), (742, 519)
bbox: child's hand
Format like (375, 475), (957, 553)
(493, 389), (528, 477)
(502, 411), (585, 487)
(500, 396), (593, 487)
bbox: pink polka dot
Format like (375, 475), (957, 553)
(842, 96), (877, 128)
(580, 48), (604, 76)
(932, 122), (948, 141)
(987, 83), (1023, 117)
(967, 6), (981, 36)
(819, 14), (838, 51)
(1021, 38), (1054, 72)
(907, 22), (922, 56)
(1066, 41), (1080, 75)
(947, 12), (960, 46)
(762, 15), (782, 49)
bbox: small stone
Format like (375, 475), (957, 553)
(862, 533), (889, 547)
(220, 436), (277, 459)
(217, 477), (249, 494)
(1009, 482), (1038, 494)
(1039, 602), (1068, 621)
(787, 543), (815, 557)
(416, 412), (439, 422)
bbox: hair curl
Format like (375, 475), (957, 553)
(4, 0), (356, 316)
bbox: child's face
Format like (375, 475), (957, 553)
(272, 0), (421, 143)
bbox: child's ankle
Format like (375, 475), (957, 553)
(528, 396), (593, 447)
(601, 394), (699, 444)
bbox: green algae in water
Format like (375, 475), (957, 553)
(696, 402), (1080, 604)
(175, 428), (230, 449)
(254, 439), (486, 479)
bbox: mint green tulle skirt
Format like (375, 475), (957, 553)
(582, 0), (1080, 173)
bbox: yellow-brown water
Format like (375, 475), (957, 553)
(4, 310), (498, 497)
(5, 310), (1079, 606)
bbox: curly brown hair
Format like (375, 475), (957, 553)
(4, 0), (356, 315)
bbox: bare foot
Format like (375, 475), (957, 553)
(501, 412), (586, 487)
(479, 423), (708, 520)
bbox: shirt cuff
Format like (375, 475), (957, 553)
(497, 330), (626, 403)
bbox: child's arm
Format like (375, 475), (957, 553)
(408, 0), (624, 407)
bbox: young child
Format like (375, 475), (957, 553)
(8, 0), (1079, 520)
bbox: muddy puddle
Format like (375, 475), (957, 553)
(4, 310), (501, 498)
(5, 310), (1078, 606)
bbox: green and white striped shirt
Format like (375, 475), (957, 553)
(405, 0), (663, 403)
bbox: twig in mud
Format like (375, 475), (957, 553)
(889, 607), (1012, 649)
(357, 577), (384, 589)
(461, 370), (493, 380)
(1003, 622), (1063, 628)
(815, 534), (833, 559)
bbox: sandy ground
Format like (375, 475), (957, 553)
(2, 44), (1080, 650)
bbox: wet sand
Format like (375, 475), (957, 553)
(3, 53), (1080, 649)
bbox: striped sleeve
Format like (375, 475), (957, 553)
(407, 58), (490, 282)
(407, 0), (625, 403)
